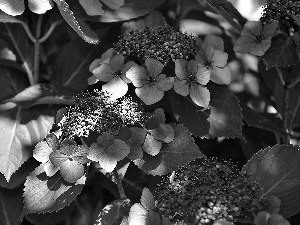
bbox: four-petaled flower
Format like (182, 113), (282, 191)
(174, 59), (210, 108)
(233, 21), (278, 56)
(33, 133), (89, 183)
(196, 35), (231, 85)
(89, 51), (136, 99)
(126, 58), (174, 105)
(0, 0), (53, 16)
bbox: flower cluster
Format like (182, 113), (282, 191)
(57, 89), (145, 139)
(154, 159), (265, 225)
(114, 25), (197, 64)
(260, 0), (300, 25)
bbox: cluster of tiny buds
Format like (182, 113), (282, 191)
(260, 0), (300, 26)
(114, 25), (197, 64)
(154, 159), (265, 225)
(57, 89), (145, 139)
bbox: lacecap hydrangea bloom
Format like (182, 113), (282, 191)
(57, 89), (145, 139)
(114, 25), (197, 64)
(155, 159), (265, 225)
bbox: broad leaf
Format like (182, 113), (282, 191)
(98, 0), (165, 22)
(4, 84), (76, 108)
(0, 186), (23, 225)
(54, 0), (99, 44)
(135, 124), (204, 175)
(51, 32), (107, 92)
(240, 102), (287, 138)
(22, 164), (86, 216)
(243, 144), (300, 218)
(0, 105), (53, 181)
(263, 34), (298, 69)
(0, 11), (23, 23)
(170, 90), (210, 137)
(94, 199), (131, 225)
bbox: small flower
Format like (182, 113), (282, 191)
(196, 36), (231, 85)
(126, 58), (174, 105)
(155, 159), (265, 225)
(174, 59), (210, 108)
(33, 133), (89, 183)
(233, 21), (278, 56)
(114, 25), (197, 63)
(0, 0), (53, 16)
(89, 49), (137, 99)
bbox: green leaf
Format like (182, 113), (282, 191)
(94, 199), (131, 225)
(170, 90), (210, 137)
(4, 84), (76, 108)
(54, 0), (98, 44)
(98, 0), (165, 22)
(50, 33), (107, 92)
(263, 33), (298, 70)
(243, 144), (300, 218)
(88, 134), (130, 172)
(26, 203), (75, 225)
(240, 102), (287, 138)
(140, 188), (155, 211)
(135, 124), (204, 175)
(0, 11), (23, 23)
(22, 164), (86, 216)
(0, 105), (54, 181)
(0, 186), (23, 225)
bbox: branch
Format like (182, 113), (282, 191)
(113, 169), (127, 199)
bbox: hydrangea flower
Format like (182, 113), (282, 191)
(174, 59), (210, 108)
(126, 58), (174, 105)
(0, 0), (53, 16)
(196, 35), (231, 85)
(155, 159), (265, 225)
(33, 133), (89, 183)
(233, 21), (278, 56)
(89, 50), (136, 99)
(79, 0), (124, 16)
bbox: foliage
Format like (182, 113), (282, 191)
(0, 0), (300, 225)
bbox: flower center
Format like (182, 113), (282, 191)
(205, 60), (212, 68)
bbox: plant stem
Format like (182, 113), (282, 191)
(113, 169), (127, 199)
(33, 15), (43, 84)
(40, 21), (60, 43)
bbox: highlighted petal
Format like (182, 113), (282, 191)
(92, 63), (115, 82)
(190, 84), (210, 108)
(28, 0), (53, 14)
(136, 84), (164, 105)
(126, 65), (148, 87)
(59, 160), (85, 183)
(102, 76), (128, 99)
(33, 141), (53, 163)
(195, 67), (210, 85)
(87, 75), (99, 85)
(44, 161), (59, 177)
(210, 66), (231, 85)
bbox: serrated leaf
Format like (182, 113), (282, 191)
(240, 102), (287, 138)
(22, 164), (86, 216)
(0, 186), (23, 225)
(243, 144), (300, 218)
(0, 106), (53, 181)
(4, 84), (76, 107)
(135, 124), (205, 175)
(263, 34), (298, 69)
(140, 188), (155, 211)
(54, 0), (99, 44)
(94, 199), (131, 225)
(170, 90), (210, 137)
(50, 33), (107, 92)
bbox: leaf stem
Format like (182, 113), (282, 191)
(40, 21), (60, 43)
(33, 15), (43, 83)
(113, 169), (127, 199)
(21, 22), (37, 43)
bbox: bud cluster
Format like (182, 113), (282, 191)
(260, 0), (300, 25)
(114, 25), (197, 64)
(58, 90), (145, 139)
(155, 159), (265, 225)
